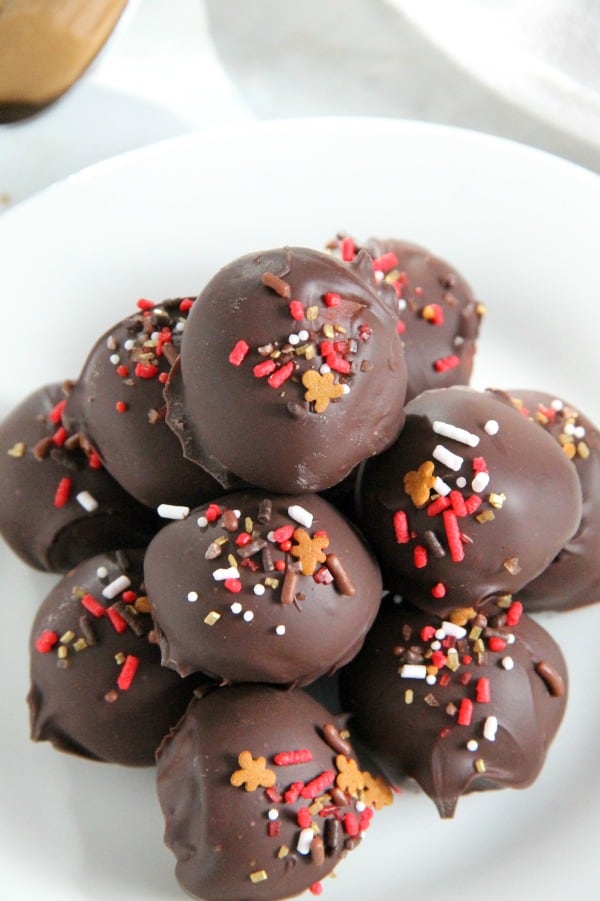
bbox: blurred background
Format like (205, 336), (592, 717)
(1, 0), (599, 212)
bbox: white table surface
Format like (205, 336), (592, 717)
(1, 0), (599, 215)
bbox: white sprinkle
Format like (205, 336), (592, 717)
(441, 621), (467, 639)
(196, 515), (208, 528)
(425, 674), (437, 685)
(506, 633), (516, 645)
(433, 421), (480, 447)
(466, 739), (479, 752)
(433, 444), (464, 472)
(187, 591), (198, 603)
(392, 594), (403, 605)
(483, 715), (498, 741)
(400, 664), (427, 679)
(288, 333), (300, 346)
(374, 269), (384, 283)
(96, 566), (108, 579)
(175, 321), (185, 332)
(253, 584), (266, 596)
(230, 602), (243, 614)
(102, 574), (131, 599)
(297, 329), (309, 341)
(319, 363), (331, 375)
(433, 476), (452, 496)
(157, 503), (190, 520)
(355, 801), (366, 813)
(297, 827), (314, 855)
(456, 476), (467, 488)
(76, 490), (98, 512)
(268, 809), (279, 821)
(398, 298), (407, 311)
(471, 471), (490, 493)
(564, 422), (576, 436)
(551, 398), (563, 411)
(430, 640), (441, 651)
(212, 566), (240, 581)
(288, 504), (314, 529)
(501, 656), (514, 670)
(275, 624), (286, 636)
(435, 628), (446, 640)
(243, 610), (254, 623)
(574, 425), (586, 439)
(109, 353), (120, 366)
(484, 419), (499, 436)
(124, 339), (135, 351)
(342, 384), (351, 395)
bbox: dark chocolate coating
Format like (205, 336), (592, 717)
(28, 550), (208, 766)
(357, 386), (582, 615)
(339, 601), (567, 818)
(495, 389), (600, 612)
(144, 490), (382, 685)
(0, 383), (159, 572)
(156, 684), (392, 901)
(165, 247), (407, 494)
(328, 235), (483, 401)
(64, 298), (222, 509)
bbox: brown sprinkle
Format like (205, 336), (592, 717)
(325, 553), (355, 596)
(281, 568), (299, 606)
(322, 722), (352, 757)
(535, 660), (566, 698)
(261, 271), (291, 297)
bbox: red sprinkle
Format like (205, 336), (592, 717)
(472, 456), (488, 473)
(424, 303), (444, 325)
(506, 600), (523, 626)
(179, 298), (194, 312)
(272, 525), (294, 543)
(343, 812), (360, 836)
(107, 606), (128, 634)
(459, 672), (472, 686)
(326, 353), (351, 374)
(393, 510), (409, 544)
(253, 359), (277, 379)
(359, 807), (374, 831)
(115, 401), (128, 413)
(464, 495), (482, 515)
(488, 636), (507, 652)
(235, 532), (252, 547)
(413, 545), (428, 568)
(135, 362), (159, 379)
(274, 559), (286, 572)
(48, 399), (66, 424)
(116, 364), (129, 378)
(158, 372), (168, 384)
(310, 883), (323, 897)
(35, 630), (59, 653)
(340, 237), (355, 261)
(438, 672), (451, 688)
(324, 292), (341, 307)
(51, 426), (68, 447)
(396, 319), (406, 335)
(278, 539), (292, 553)
(53, 476), (72, 508)
(274, 749), (314, 766)
(313, 566), (334, 585)
(433, 354), (460, 372)
(300, 770), (335, 799)
(81, 593), (105, 618)
(228, 339), (250, 366)
(372, 251), (399, 272)
(358, 323), (373, 341)
(457, 697), (473, 726)
(297, 807), (312, 828)
(117, 654), (139, 690)
(476, 677), (491, 703)
(136, 298), (155, 311)
(443, 509), (465, 562)
(224, 578), (242, 593)
(431, 650), (447, 669)
(265, 786), (283, 804)
(427, 496), (451, 517)
(439, 727), (452, 739)
(267, 820), (281, 838)
(420, 625), (436, 642)
(122, 590), (137, 604)
(289, 300), (305, 320)
(205, 503), (221, 523)
(284, 782), (304, 804)
(88, 451), (102, 469)
(267, 360), (294, 388)
(449, 490), (467, 517)
(431, 582), (446, 598)
(462, 654), (473, 665)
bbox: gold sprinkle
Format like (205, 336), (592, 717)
(57, 645), (68, 659)
(421, 304), (437, 321)
(277, 845), (290, 859)
(469, 625), (482, 641)
(476, 510), (495, 523)
(503, 556), (522, 575)
(339, 729), (351, 740)
(264, 577), (280, 589)
(449, 607), (476, 626)
(134, 595), (151, 614)
(474, 758), (487, 774)
(562, 442), (576, 460)
(476, 302), (487, 316)
(322, 323), (335, 338)
(404, 689), (414, 704)
(496, 594), (512, 609)
(535, 410), (549, 425)
(426, 665), (438, 676)
(249, 870), (268, 884)
(306, 305), (319, 321)
(72, 638), (88, 653)
(473, 638), (485, 656)
(333, 324), (346, 334)
(7, 442), (26, 458)
(245, 517), (253, 533)
(445, 650), (460, 672)
(304, 344), (316, 361)
(115, 652), (126, 665)
(204, 611), (221, 626)
(488, 492), (506, 509)
(384, 268), (401, 283)
(60, 630), (75, 644)
(577, 441), (590, 460)
(227, 553), (237, 568)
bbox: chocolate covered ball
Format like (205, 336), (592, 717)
(327, 234), (484, 401)
(357, 386), (582, 616)
(0, 383), (159, 572)
(144, 490), (382, 685)
(165, 247), (407, 494)
(28, 550), (209, 766)
(493, 389), (600, 612)
(64, 297), (222, 509)
(156, 684), (393, 901)
(339, 601), (567, 818)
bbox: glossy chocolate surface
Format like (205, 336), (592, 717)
(28, 550), (208, 766)
(166, 247), (407, 494)
(64, 298), (222, 509)
(357, 386), (582, 615)
(156, 684), (393, 901)
(144, 490), (382, 685)
(0, 383), (159, 572)
(340, 601), (567, 817)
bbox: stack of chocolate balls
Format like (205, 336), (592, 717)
(1, 235), (598, 901)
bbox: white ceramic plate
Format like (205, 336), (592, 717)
(1, 119), (599, 901)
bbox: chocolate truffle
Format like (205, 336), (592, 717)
(156, 683), (393, 901)
(165, 247), (407, 494)
(357, 386), (582, 616)
(64, 297), (222, 509)
(327, 234), (484, 401)
(144, 490), (382, 685)
(28, 550), (208, 766)
(0, 383), (159, 572)
(493, 389), (600, 612)
(339, 600), (567, 818)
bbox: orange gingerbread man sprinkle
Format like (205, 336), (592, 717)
(290, 529), (330, 576)
(230, 750), (276, 792)
(302, 369), (345, 413)
(403, 460), (436, 508)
